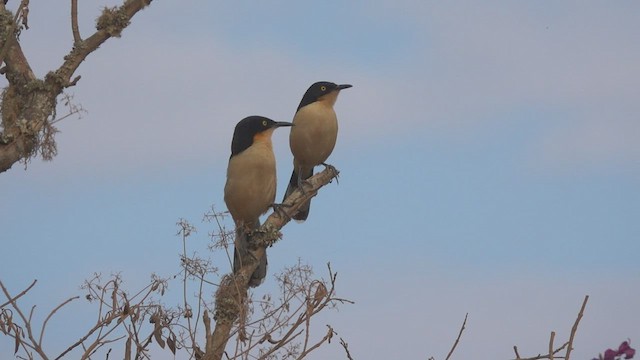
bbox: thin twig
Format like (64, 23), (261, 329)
(39, 296), (80, 347)
(445, 313), (468, 360)
(511, 342), (569, 360)
(302, 297), (312, 352)
(181, 227), (198, 351)
(53, 0), (152, 85)
(253, 264), (347, 360)
(0, 279), (37, 308)
(565, 295), (588, 360)
(70, 0), (81, 43)
(513, 346), (521, 359)
(340, 338), (354, 360)
(549, 331), (555, 360)
(295, 325), (335, 360)
(55, 311), (119, 360)
(512, 295), (588, 360)
(0, 281), (50, 359)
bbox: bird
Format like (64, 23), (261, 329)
(224, 115), (293, 287)
(283, 81), (352, 221)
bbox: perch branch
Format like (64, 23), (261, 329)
(205, 165), (339, 360)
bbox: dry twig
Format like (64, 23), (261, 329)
(565, 295), (588, 360)
(341, 337), (355, 360)
(445, 313), (468, 360)
(512, 295), (589, 360)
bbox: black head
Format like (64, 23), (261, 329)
(297, 81), (353, 111)
(230, 116), (293, 156)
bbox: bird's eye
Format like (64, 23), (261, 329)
(262, 120), (268, 126)
(320, 86), (327, 91)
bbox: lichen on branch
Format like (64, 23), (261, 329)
(96, 6), (131, 37)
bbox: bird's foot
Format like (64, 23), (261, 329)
(321, 162), (339, 184)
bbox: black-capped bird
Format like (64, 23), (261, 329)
(283, 81), (352, 221)
(224, 116), (293, 287)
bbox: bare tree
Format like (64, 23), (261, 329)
(0, 166), (353, 359)
(0, 0), (153, 173)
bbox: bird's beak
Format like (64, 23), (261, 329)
(273, 121), (294, 128)
(337, 84), (353, 90)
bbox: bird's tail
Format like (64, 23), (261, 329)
(233, 222), (267, 288)
(283, 168), (314, 222)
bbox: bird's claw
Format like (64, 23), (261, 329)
(321, 162), (339, 184)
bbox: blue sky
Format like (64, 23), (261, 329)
(1, 1), (639, 359)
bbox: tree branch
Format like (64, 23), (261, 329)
(565, 295), (588, 360)
(0, 279), (36, 308)
(445, 313), (468, 360)
(204, 166), (340, 360)
(512, 295), (588, 360)
(70, 0), (81, 43)
(340, 337), (354, 360)
(38, 296), (80, 347)
(0, 280), (50, 359)
(295, 325), (335, 360)
(0, 0), (154, 173)
(53, 0), (153, 88)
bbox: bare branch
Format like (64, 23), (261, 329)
(49, 92), (86, 125)
(242, 263), (349, 360)
(565, 295), (588, 360)
(180, 222), (199, 353)
(206, 166), (339, 360)
(55, 311), (120, 360)
(0, 280), (50, 359)
(54, 0), (152, 88)
(70, 0), (81, 43)
(0, 0), (154, 172)
(0, 279), (36, 308)
(39, 296), (80, 347)
(295, 325), (335, 360)
(514, 345), (521, 360)
(445, 313), (468, 360)
(511, 295), (589, 360)
(340, 337), (354, 360)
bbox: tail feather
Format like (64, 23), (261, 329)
(283, 168), (314, 222)
(283, 169), (298, 201)
(233, 222), (267, 288)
